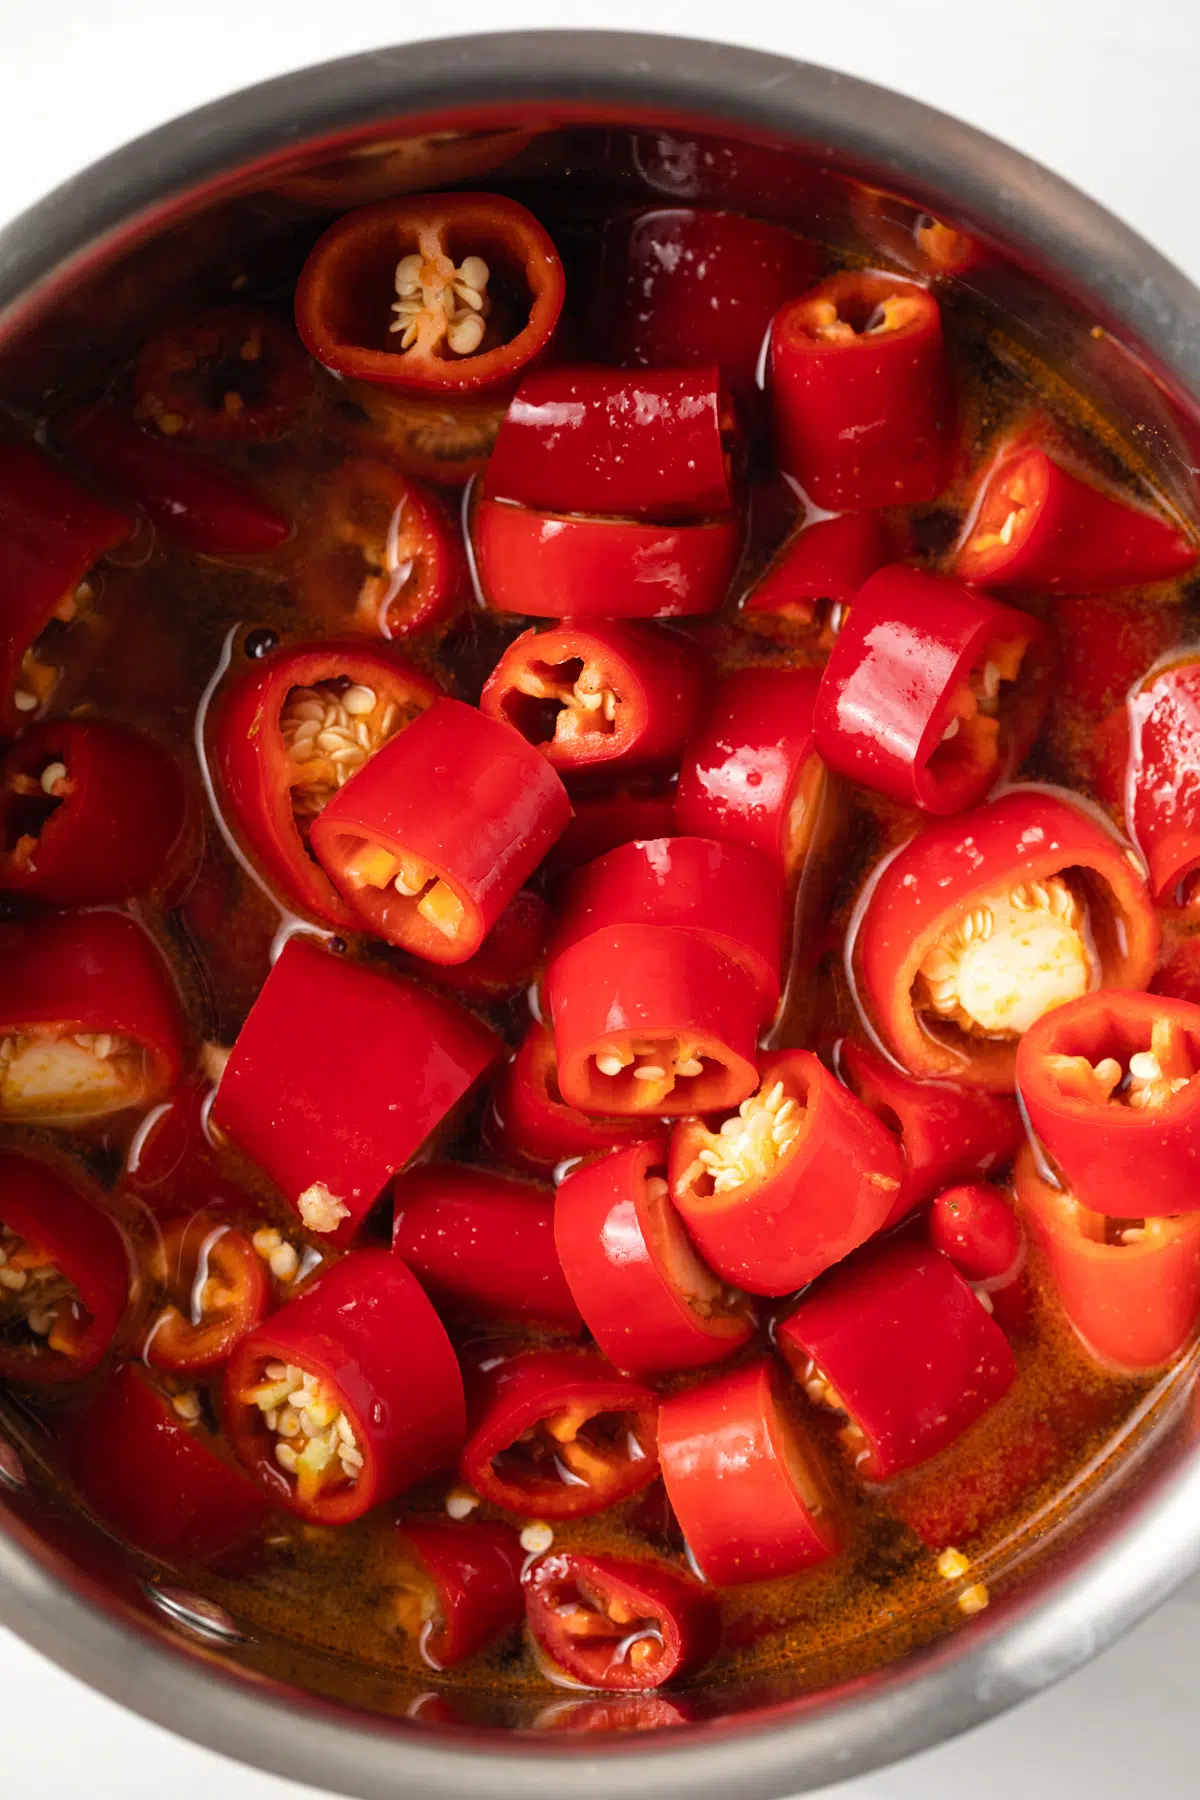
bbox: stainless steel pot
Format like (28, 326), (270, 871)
(1, 30), (1199, 1798)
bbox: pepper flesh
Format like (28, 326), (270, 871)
(1119, 658), (1200, 907)
(384, 1519), (525, 1668)
(524, 1551), (720, 1690)
(133, 305), (313, 440)
(483, 1022), (647, 1175)
(742, 513), (894, 637)
(143, 1213), (271, 1374)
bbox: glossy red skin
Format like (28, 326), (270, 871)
(225, 1250), (465, 1525)
(483, 1022), (647, 1174)
(670, 1050), (903, 1296)
(1153, 934), (1200, 1007)
(839, 1038), (1023, 1227)
(480, 621), (710, 774)
(398, 887), (548, 1002)
(857, 787), (1161, 1090)
(548, 785), (678, 874)
(742, 513), (894, 630)
(212, 636), (439, 929)
(484, 365), (734, 522)
(1121, 659), (1200, 904)
(391, 1519), (525, 1668)
(675, 667), (824, 873)
(929, 1184), (1023, 1282)
(0, 1150), (129, 1383)
(1016, 989), (1200, 1217)
(0, 443), (132, 735)
(771, 273), (955, 510)
(211, 936), (500, 1244)
(310, 698), (570, 964)
(954, 444), (1196, 592)
(813, 566), (1047, 814)
(598, 208), (821, 406)
(1051, 595), (1180, 729)
(391, 1163), (581, 1331)
(124, 1075), (252, 1216)
(143, 1214), (271, 1374)
(459, 1348), (659, 1519)
(0, 718), (190, 904)
(60, 403), (290, 555)
(133, 306), (313, 441)
(547, 923), (762, 1118)
(294, 193), (565, 395)
(550, 836), (784, 1010)
(657, 1359), (842, 1585)
(76, 1363), (269, 1562)
(473, 499), (742, 620)
(554, 1139), (753, 1376)
(777, 1239), (1017, 1479)
(525, 1551), (720, 1690)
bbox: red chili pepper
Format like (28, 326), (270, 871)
(142, 1213), (271, 1373)
(813, 566), (1049, 814)
(133, 306), (313, 440)
(630, 130), (831, 222)
(1153, 933), (1200, 1007)
(383, 1518), (525, 1668)
(550, 836), (784, 1012)
(771, 273), (955, 510)
(1015, 1144), (1200, 1370)
(0, 909), (185, 1128)
(225, 1249), (464, 1525)
(331, 379), (508, 487)
(211, 935), (499, 1244)
(524, 1551), (720, 1690)
(483, 1021), (647, 1175)
(851, 185), (988, 281)
(459, 1347), (659, 1519)
(548, 782), (678, 874)
(598, 208), (821, 406)
(295, 192), (565, 395)
(777, 1239), (1016, 1479)
(669, 1049), (902, 1296)
(392, 1163), (581, 1332)
(929, 1183), (1023, 1282)
(473, 499), (743, 620)
(212, 635), (440, 929)
(547, 923), (761, 1119)
(657, 1359), (842, 1584)
(554, 1139), (753, 1376)
(399, 887), (549, 1003)
(890, 1413), (1058, 1550)
(855, 787), (1160, 1091)
(480, 621), (710, 775)
(1050, 594), (1179, 727)
(953, 441), (1195, 592)
(0, 718), (190, 905)
(123, 1075), (248, 1216)
(1119, 658), (1200, 905)
(60, 403), (290, 556)
(741, 513), (894, 635)
(484, 365), (735, 523)
(76, 1363), (269, 1562)
(0, 1149), (128, 1383)
(0, 443), (132, 735)
(310, 698), (570, 964)
(293, 458), (465, 639)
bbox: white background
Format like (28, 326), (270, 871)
(3, 0), (1200, 1794)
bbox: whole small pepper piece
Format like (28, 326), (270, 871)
(524, 1551), (721, 1690)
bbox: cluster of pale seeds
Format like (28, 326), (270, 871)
(249, 1361), (363, 1488)
(693, 1081), (803, 1193)
(390, 252), (491, 356)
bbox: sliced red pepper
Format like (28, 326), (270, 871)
(293, 458), (465, 639)
(480, 621), (710, 775)
(855, 787), (1160, 1091)
(224, 1249), (464, 1525)
(459, 1347), (658, 1519)
(1015, 1144), (1200, 1370)
(548, 781), (678, 874)
(124, 1074), (251, 1217)
(484, 365), (736, 523)
(777, 1239), (1016, 1479)
(0, 717), (190, 905)
(310, 698), (570, 964)
(211, 935), (499, 1245)
(0, 442), (132, 735)
(142, 1213), (271, 1373)
(398, 887), (549, 1003)
(212, 634), (439, 929)
(1120, 657), (1200, 905)
(524, 1551), (720, 1690)
(851, 185), (987, 280)
(741, 513), (894, 636)
(392, 1163), (581, 1332)
(75, 1363), (269, 1563)
(953, 440), (1195, 592)
(133, 306), (312, 440)
(483, 1021), (647, 1175)
(0, 909), (185, 1128)
(889, 1413), (1059, 1550)
(473, 499), (742, 620)
(554, 1139), (753, 1376)
(929, 1184), (1023, 1282)
(382, 1518), (525, 1668)
(331, 378), (507, 487)
(0, 1149), (128, 1383)
(1050, 594), (1180, 728)
(771, 273), (955, 510)
(547, 923), (761, 1118)
(295, 192), (565, 394)
(59, 402), (290, 556)
(669, 1049), (902, 1296)
(657, 1358), (842, 1584)
(598, 207), (821, 406)
(1153, 932), (1200, 1007)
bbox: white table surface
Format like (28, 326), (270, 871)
(3, 1), (1200, 1793)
